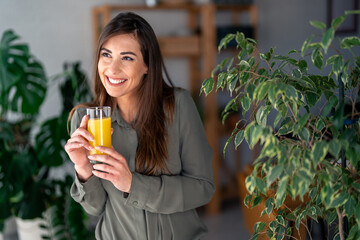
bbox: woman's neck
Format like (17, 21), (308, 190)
(116, 97), (138, 124)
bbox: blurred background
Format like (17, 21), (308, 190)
(0, 0), (358, 239)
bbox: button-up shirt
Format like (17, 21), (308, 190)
(70, 88), (215, 240)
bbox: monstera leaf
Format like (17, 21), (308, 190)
(35, 113), (69, 167)
(0, 30), (47, 115)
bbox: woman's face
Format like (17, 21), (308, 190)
(98, 33), (148, 103)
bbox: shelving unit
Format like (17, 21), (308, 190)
(92, 3), (257, 215)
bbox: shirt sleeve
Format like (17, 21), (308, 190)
(125, 90), (216, 214)
(69, 108), (107, 216)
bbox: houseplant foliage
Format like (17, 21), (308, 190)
(0, 29), (92, 239)
(201, 11), (360, 240)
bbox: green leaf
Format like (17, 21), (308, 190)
(291, 68), (302, 78)
(310, 20), (326, 30)
(311, 141), (328, 167)
(239, 59), (250, 68)
(310, 186), (318, 199)
(297, 168), (313, 183)
(265, 197), (274, 216)
(298, 59), (308, 73)
(340, 36), (360, 48)
(346, 147), (360, 168)
(253, 196), (263, 208)
(328, 139), (341, 158)
(298, 128), (310, 142)
(256, 177), (267, 194)
(223, 133), (234, 157)
(267, 165), (283, 187)
(332, 55), (344, 77)
(227, 73), (238, 95)
(275, 176), (288, 209)
(331, 15), (346, 29)
(305, 91), (320, 107)
(245, 175), (256, 194)
(216, 72), (227, 90)
(277, 117), (293, 136)
(355, 203), (360, 227)
(329, 191), (349, 208)
(256, 105), (271, 127)
(344, 196), (356, 218)
(311, 48), (323, 70)
(244, 194), (253, 208)
(246, 83), (256, 99)
(0, 30), (47, 114)
(245, 124), (263, 149)
(218, 33), (235, 51)
(301, 35), (314, 57)
(254, 81), (271, 102)
(321, 27), (334, 53)
(348, 224), (360, 240)
(276, 215), (286, 227)
(241, 96), (251, 112)
(36, 114), (69, 166)
(254, 221), (266, 234)
(316, 117), (326, 131)
(295, 210), (306, 230)
(234, 130), (244, 149)
(200, 77), (214, 95)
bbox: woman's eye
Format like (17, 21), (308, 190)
(101, 52), (111, 58)
(122, 56), (134, 61)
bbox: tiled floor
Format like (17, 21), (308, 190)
(200, 203), (250, 240)
(2, 202), (250, 240)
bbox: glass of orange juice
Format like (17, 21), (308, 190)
(86, 106), (111, 164)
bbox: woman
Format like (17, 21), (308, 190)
(65, 12), (215, 240)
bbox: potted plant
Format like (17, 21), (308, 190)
(201, 10), (360, 240)
(0, 30), (93, 239)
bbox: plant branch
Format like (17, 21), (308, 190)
(285, 102), (297, 122)
(337, 208), (345, 240)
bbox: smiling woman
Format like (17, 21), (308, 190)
(64, 12), (215, 240)
(97, 34), (148, 121)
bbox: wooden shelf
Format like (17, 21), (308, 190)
(158, 36), (200, 57)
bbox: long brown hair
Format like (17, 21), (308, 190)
(69, 12), (175, 175)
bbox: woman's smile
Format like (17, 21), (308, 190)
(106, 76), (127, 86)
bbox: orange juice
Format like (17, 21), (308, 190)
(87, 117), (111, 155)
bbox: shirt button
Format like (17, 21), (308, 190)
(133, 201), (138, 206)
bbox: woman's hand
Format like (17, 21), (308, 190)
(88, 146), (132, 193)
(64, 115), (94, 181)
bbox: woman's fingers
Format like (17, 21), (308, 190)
(79, 114), (89, 129)
(66, 136), (93, 151)
(71, 127), (94, 142)
(93, 146), (122, 159)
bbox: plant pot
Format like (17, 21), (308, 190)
(16, 218), (47, 240)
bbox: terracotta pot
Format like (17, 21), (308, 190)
(237, 165), (308, 239)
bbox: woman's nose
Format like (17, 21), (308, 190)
(108, 59), (122, 74)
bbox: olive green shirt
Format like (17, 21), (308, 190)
(70, 88), (215, 240)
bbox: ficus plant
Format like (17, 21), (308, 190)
(201, 11), (360, 240)
(0, 29), (93, 239)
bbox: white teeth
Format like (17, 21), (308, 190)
(108, 77), (126, 84)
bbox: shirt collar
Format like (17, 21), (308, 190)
(112, 106), (133, 129)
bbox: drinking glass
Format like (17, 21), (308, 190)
(86, 106), (111, 163)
